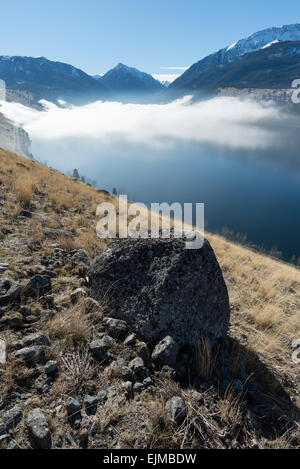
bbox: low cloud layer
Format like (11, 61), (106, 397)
(0, 96), (283, 151)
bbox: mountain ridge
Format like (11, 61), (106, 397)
(171, 23), (300, 90)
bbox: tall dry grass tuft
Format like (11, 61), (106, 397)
(194, 334), (218, 381)
(14, 174), (36, 208)
(45, 303), (92, 349)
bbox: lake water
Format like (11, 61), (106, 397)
(33, 135), (300, 262)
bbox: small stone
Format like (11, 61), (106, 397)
(143, 377), (153, 387)
(123, 381), (133, 398)
(39, 295), (54, 309)
(84, 395), (98, 415)
(15, 346), (46, 364)
(25, 275), (52, 298)
(71, 250), (91, 267)
(152, 336), (178, 367)
(97, 391), (108, 404)
(45, 360), (58, 376)
(121, 366), (135, 382)
(124, 333), (136, 346)
(65, 432), (76, 447)
(20, 306), (31, 317)
(165, 397), (187, 427)
(8, 314), (23, 328)
(159, 365), (177, 381)
(0, 434), (10, 443)
(133, 383), (145, 393)
(89, 336), (115, 362)
(0, 281), (21, 307)
(102, 317), (128, 340)
(136, 341), (151, 366)
(26, 408), (52, 449)
(23, 333), (51, 347)
(96, 440), (108, 448)
(7, 440), (18, 449)
(129, 357), (144, 373)
(118, 347), (135, 363)
(0, 406), (23, 433)
(66, 397), (81, 416)
(291, 339), (300, 350)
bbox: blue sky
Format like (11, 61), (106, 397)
(1, 0), (299, 76)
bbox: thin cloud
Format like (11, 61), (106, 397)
(160, 67), (189, 70)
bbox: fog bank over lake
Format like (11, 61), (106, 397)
(1, 96), (300, 260)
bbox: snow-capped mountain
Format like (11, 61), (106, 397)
(0, 56), (107, 105)
(171, 23), (300, 90)
(219, 23), (300, 64)
(101, 63), (165, 93)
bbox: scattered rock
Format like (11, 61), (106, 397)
(0, 280), (21, 307)
(103, 317), (128, 340)
(159, 365), (177, 381)
(121, 366), (135, 383)
(129, 357), (144, 374)
(124, 334), (137, 346)
(44, 228), (72, 240)
(45, 360), (58, 376)
(25, 275), (52, 299)
(0, 406), (23, 434)
(23, 333), (51, 347)
(88, 234), (230, 346)
(143, 377), (153, 388)
(165, 396), (187, 427)
(97, 391), (108, 404)
(26, 408), (52, 449)
(71, 250), (91, 267)
(136, 342), (151, 366)
(152, 336), (178, 367)
(7, 440), (19, 449)
(123, 381), (133, 399)
(66, 397), (81, 416)
(15, 346), (47, 364)
(39, 295), (55, 309)
(89, 336), (115, 362)
(291, 339), (300, 350)
(20, 306), (31, 318)
(133, 383), (145, 393)
(0, 263), (9, 274)
(5, 313), (23, 328)
(84, 395), (98, 416)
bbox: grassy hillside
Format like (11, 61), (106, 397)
(0, 148), (299, 449)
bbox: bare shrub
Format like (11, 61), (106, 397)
(60, 348), (96, 391)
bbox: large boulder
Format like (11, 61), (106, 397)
(88, 235), (230, 347)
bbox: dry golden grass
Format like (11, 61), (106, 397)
(45, 303), (92, 349)
(0, 146), (299, 403)
(14, 174), (36, 208)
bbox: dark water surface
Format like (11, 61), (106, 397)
(33, 136), (300, 262)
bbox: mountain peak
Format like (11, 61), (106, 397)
(171, 23), (300, 90)
(101, 63), (165, 92)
